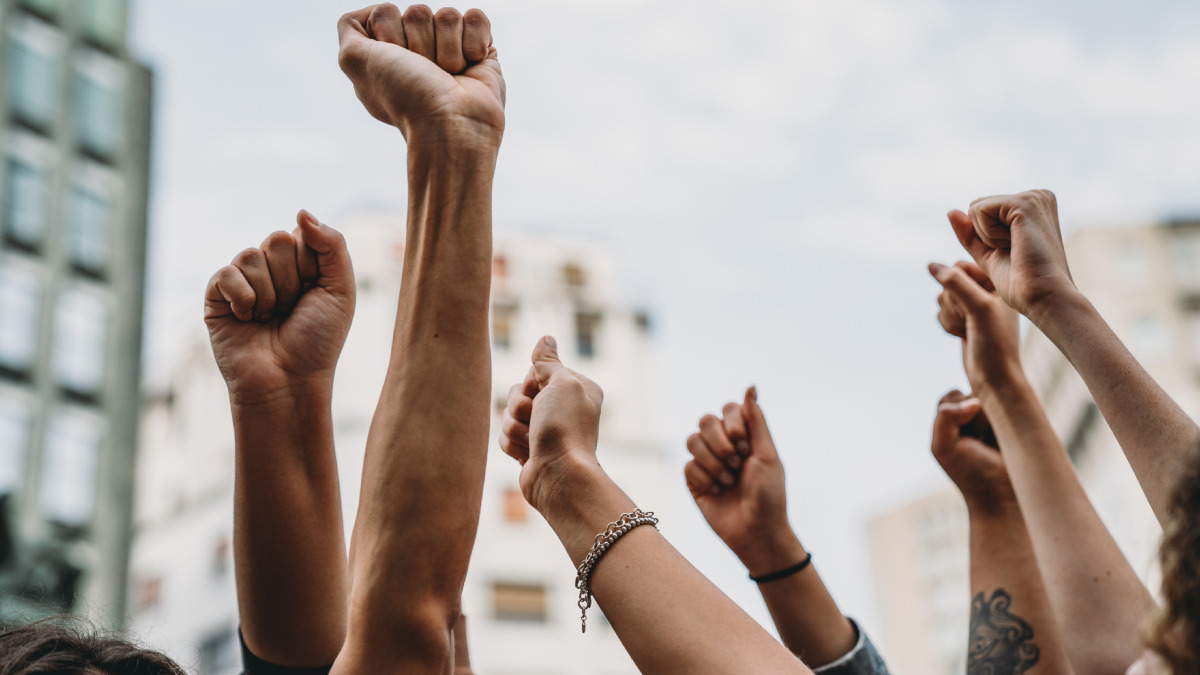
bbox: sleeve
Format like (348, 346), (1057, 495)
(811, 618), (891, 675)
(240, 629), (334, 675)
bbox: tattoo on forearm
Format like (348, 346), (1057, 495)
(968, 589), (1040, 675)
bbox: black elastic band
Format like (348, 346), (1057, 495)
(749, 552), (813, 584)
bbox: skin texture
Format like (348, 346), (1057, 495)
(930, 260), (1156, 675)
(500, 338), (811, 675)
(931, 390), (1074, 675)
(947, 190), (1199, 525)
(204, 211), (353, 667)
(331, 5), (502, 674)
(684, 388), (857, 667)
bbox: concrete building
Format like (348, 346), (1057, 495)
(128, 211), (666, 675)
(868, 219), (1195, 673)
(0, 0), (152, 625)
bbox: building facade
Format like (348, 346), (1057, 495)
(0, 0), (152, 625)
(128, 212), (666, 675)
(868, 219), (1197, 673)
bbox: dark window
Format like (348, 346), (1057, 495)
(562, 262), (585, 289)
(575, 312), (601, 358)
(1065, 402), (1100, 464)
(198, 625), (238, 675)
(3, 158), (50, 250)
(67, 184), (112, 276)
(492, 303), (517, 349)
(6, 29), (61, 129)
(492, 581), (547, 622)
(0, 264), (43, 377)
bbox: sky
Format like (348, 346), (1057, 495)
(130, 0), (1200, 649)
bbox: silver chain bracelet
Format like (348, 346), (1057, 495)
(574, 507), (659, 633)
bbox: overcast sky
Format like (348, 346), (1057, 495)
(130, 0), (1200, 647)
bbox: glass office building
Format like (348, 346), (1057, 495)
(0, 0), (151, 625)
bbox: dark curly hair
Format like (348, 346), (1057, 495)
(1147, 448), (1200, 674)
(0, 619), (187, 675)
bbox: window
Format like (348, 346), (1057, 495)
(52, 287), (108, 398)
(0, 393), (31, 494)
(74, 53), (125, 159)
(79, 0), (126, 48)
(562, 262), (585, 289)
(503, 487), (526, 523)
(0, 264), (43, 376)
(133, 574), (162, 613)
(492, 254), (508, 279)
(1065, 402), (1099, 464)
(67, 183), (112, 274)
(198, 625), (238, 675)
(1171, 233), (1200, 288)
(492, 303), (517, 349)
(575, 312), (602, 358)
(39, 409), (101, 527)
(492, 581), (547, 622)
(211, 538), (231, 578)
(6, 20), (62, 128)
(3, 157), (51, 250)
(634, 310), (652, 334)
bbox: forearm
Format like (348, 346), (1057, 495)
(232, 387), (347, 667)
(967, 500), (1073, 675)
(737, 528), (856, 668)
(539, 462), (810, 675)
(350, 139), (497, 624)
(1030, 290), (1198, 524)
(981, 374), (1155, 675)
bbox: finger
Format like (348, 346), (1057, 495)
(337, 7), (375, 78)
(720, 402), (751, 458)
(928, 262), (991, 313)
(498, 433), (529, 466)
(955, 260), (995, 293)
(367, 2), (407, 47)
(434, 7), (466, 73)
(684, 460), (718, 498)
(686, 433), (735, 489)
(966, 197), (1014, 250)
(699, 414), (741, 471)
(936, 291), (966, 338)
(947, 210), (990, 264)
(402, 4), (436, 61)
(742, 386), (780, 462)
(931, 392), (982, 458)
(205, 265), (255, 322)
(506, 383), (534, 423)
(232, 247), (275, 322)
(522, 367), (540, 398)
(261, 231), (301, 315)
(292, 223), (319, 288)
(461, 8), (491, 63)
(531, 336), (572, 390)
(297, 210), (355, 300)
(500, 414), (529, 449)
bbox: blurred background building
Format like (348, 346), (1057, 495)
(868, 219), (1195, 675)
(0, 0), (152, 624)
(127, 212), (666, 675)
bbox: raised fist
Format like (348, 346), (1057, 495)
(684, 387), (792, 566)
(929, 260), (1021, 396)
(204, 211), (355, 405)
(931, 390), (1014, 513)
(947, 189), (1076, 319)
(499, 337), (604, 512)
(337, 4), (505, 144)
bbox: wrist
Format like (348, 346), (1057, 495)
(733, 526), (807, 578)
(974, 362), (1033, 411)
(963, 486), (1020, 520)
(404, 117), (503, 157)
(228, 375), (334, 411)
(1025, 283), (1089, 330)
(525, 451), (609, 516)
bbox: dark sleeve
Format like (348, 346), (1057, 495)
(811, 618), (891, 675)
(240, 629), (334, 675)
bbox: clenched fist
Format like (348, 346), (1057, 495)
(929, 260), (1021, 398)
(337, 4), (505, 145)
(204, 211), (355, 406)
(947, 190), (1076, 319)
(931, 391), (1015, 515)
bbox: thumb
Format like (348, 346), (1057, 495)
(932, 396), (981, 457)
(531, 336), (570, 389)
(742, 386), (779, 462)
(297, 210), (354, 298)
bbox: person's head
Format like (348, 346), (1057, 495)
(0, 619), (186, 675)
(1148, 448), (1200, 674)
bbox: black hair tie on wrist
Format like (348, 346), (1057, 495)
(749, 552), (813, 584)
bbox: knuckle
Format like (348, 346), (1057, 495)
(338, 42), (368, 74)
(463, 8), (488, 26)
(263, 230), (294, 251)
(404, 4), (434, 22)
(235, 247), (265, 268)
(698, 414), (720, 429)
(372, 2), (402, 20)
(435, 7), (462, 25)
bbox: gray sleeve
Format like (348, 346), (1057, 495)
(811, 619), (891, 675)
